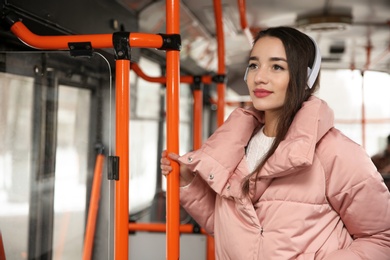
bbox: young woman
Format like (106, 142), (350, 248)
(160, 26), (390, 259)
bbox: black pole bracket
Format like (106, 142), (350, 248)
(107, 155), (119, 181)
(113, 32), (130, 60)
(1, 11), (20, 30)
(95, 143), (105, 155)
(68, 42), (93, 57)
(193, 75), (202, 84)
(192, 75), (203, 90)
(212, 74), (227, 84)
(192, 222), (201, 234)
(158, 33), (181, 51)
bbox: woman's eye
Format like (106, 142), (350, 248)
(247, 63), (258, 70)
(273, 64), (284, 70)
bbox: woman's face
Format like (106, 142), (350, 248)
(246, 36), (290, 114)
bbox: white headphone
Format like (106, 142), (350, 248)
(306, 35), (321, 89)
(244, 35), (321, 89)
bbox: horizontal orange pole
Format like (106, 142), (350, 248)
(130, 63), (213, 84)
(130, 63), (166, 83)
(10, 21), (163, 50)
(10, 21), (111, 49)
(128, 222), (207, 234)
(129, 33), (163, 48)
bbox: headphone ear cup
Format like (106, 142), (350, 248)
(306, 36), (322, 89)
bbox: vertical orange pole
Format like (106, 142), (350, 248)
(193, 86), (203, 150)
(165, 0), (181, 259)
(207, 236), (215, 260)
(115, 59), (130, 260)
(237, 0), (248, 29)
(83, 152), (105, 260)
(0, 231), (5, 260)
(214, 0), (226, 127)
(206, 1), (226, 259)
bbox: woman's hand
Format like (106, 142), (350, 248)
(160, 150), (195, 187)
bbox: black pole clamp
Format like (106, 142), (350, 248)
(113, 32), (130, 60)
(192, 75), (203, 90)
(68, 42), (93, 57)
(212, 74), (227, 84)
(107, 156), (119, 181)
(192, 222), (201, 234)
(2, 11), (20, 30)
(158, 33), (181, 51)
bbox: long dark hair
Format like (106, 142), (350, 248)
(242, 26), (320, 195)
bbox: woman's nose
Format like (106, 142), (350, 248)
(254, 67), (269, 84)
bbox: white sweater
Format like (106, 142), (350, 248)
(245, 126), (275, 172)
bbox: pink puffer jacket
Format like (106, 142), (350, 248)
(179, 96), (390, 259)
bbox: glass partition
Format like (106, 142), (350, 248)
(0, 51), (111, 260)
(0, 50), (196, 260)
(0, 72), (34, 260)
(53, 85), (91, 260)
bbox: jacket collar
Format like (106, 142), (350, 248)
(258, 96), (334, 178)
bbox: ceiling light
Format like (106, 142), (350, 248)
(296, 9), (352, 32)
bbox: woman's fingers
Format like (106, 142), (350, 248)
(161, 149), (167, 158)
(160, 154), (171, 175)
(168, 152), (180, 161)
(160, 150), (182, 176)
(161, 164), (172, 175)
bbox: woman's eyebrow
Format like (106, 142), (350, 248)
(248, 56), (259, 62)
(248, 56), (287, 63)
(270, 57), (287, 62)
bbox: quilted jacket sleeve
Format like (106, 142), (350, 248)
(320, 129), (390, 259)
(178, 107), (261, 235)
(180, 175), (216, 235)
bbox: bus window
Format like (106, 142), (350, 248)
(0, 72), (34, 260)
(53, 85), (91, 259)
(318, 69), (390, 156)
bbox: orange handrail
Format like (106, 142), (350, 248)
(237, 0), (253, 44)
(193, 87), (203, 150)
(0, 231), (5, 260)
(129, 222), (207, 234)
(213, 0), (226, 127)
(130, 62), (213, 84)
(165, 0), (181, 259)
(83, 152), (105, 260)
(9, 21), (163, 50)
(115, 59), (130, 260)
(237, 0), (248, 29)
(130, 63), (166, 84)
(207, 236), (216, 260)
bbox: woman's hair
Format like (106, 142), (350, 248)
(242, 26), (320, 195)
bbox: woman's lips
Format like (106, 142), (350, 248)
(253, 89), (272, 98)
